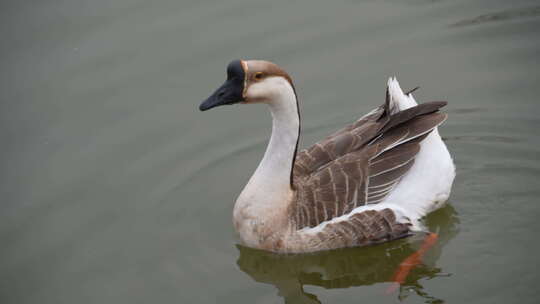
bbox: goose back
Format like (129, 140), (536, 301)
(290, 95), (448, 231)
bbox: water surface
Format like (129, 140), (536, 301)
(1, 0), (540, 303)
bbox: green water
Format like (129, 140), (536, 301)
(1, 0), (540, 303)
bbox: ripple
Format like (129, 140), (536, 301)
(448, 107), (485, 114)
(443, 135), (521, 143)
(450, 6), (540, 27)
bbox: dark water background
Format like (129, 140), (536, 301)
(1, 0), (540, 303)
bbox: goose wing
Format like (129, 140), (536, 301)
(291, 95), (447, 230)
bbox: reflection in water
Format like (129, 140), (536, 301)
(236, 205), (459, 303)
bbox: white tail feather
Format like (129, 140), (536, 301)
(387, 77), (417, 112)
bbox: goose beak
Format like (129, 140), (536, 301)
(200, 60), (246, 111)
(199, 79), (243, 111)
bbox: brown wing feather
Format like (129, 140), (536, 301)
(291, 102), (447, 230)
(365, 137), (424, 204)
(310, 208), (412, 248)
(379, 101), (447, 133)
(294, 150), (370, 228)
(293, 101), (446, 180)
(293, 107), (385, 177)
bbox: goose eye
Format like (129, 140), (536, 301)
(254, 72), (264, 80)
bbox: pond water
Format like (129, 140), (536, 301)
(1, 0), (540, 303)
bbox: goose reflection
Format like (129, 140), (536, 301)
(236, 205), (459, 303)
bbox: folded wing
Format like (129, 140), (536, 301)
(291, 89), (447, 230)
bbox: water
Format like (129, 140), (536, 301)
(1, 0), (539, 303)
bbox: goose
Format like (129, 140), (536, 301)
(199, 60), (455, 254)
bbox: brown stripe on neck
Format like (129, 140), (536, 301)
(290, 86), (300, 190)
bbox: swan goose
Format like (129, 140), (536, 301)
(199, 60), (455, 253)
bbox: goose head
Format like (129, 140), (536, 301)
(199, 60), (294, 111)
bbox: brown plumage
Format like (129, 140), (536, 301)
(290, 92), (448, 240)
(310, 208), (413, 248)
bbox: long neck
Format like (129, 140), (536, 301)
(238, 81), (300, 208)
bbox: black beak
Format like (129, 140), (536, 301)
(199, 78), (243, 111)
(199, 60), (245, 111)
